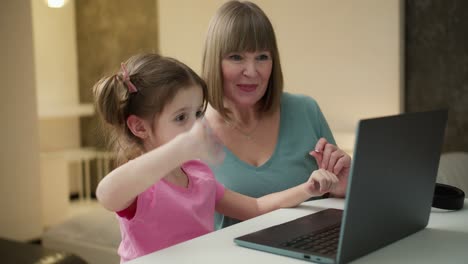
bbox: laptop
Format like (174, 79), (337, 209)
(234, 110), (448, 264)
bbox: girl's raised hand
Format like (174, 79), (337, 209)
(305, 169), (339, 196)
(187, 118), (225, 166)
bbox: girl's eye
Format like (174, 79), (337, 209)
(175, 114), (187, 122)
(228, 54), (242, 61)
(195, 110), (204, 119)
(257, 54), (270, 61)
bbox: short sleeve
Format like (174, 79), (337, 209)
(302, 95), (336, 145)
(315, 101), (336, 145)
(116, 197), (138, 220)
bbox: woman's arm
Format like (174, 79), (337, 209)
(216, 169), (338, 220)
(302, 96), (350, 197)
(310, 138), (351, 197)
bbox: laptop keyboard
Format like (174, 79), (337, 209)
(280, 223), (341, 255)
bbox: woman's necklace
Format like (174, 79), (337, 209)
(223, 117), (261, 140)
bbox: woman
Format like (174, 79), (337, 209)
(202, 0), (351, 229)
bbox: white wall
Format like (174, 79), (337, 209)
(31, 0), (81, 151)
(158, 0), (402, 150)
(31, 0), (85, 228)
(0, 1), (42, 240)
(32, 0), (79, 109)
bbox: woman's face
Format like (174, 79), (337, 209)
(221, 51), (273, 108)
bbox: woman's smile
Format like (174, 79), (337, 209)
(237, 84), (257, 93)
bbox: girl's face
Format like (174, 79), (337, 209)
(221, 51), (273, 108)
(145, 85), (204, 149)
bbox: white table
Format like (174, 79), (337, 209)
(128, 198), (468, 263)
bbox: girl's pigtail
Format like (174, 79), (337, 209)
(93, 74), (136, 166)
(93, 75), (128, 127)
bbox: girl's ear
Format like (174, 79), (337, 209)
(126, 115), (150, 139)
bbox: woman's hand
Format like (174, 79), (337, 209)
(309, 138), (351, 197)
(187, 118), (225, 166)
(305, 169), (340, 196)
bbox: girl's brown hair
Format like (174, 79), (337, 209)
(93, 53), (207, 165)
(202, 0), (283, 119)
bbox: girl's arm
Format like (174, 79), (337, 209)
(215, 169), (338, 221)
(97, 119), (222, 212)
(96, 133), (193, 212)
(96, 120), (224, 212)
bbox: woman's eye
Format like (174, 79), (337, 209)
(175, 114), (187, 122)
(229, 54), (242, 61)
(257, 54), (270, 61)
(195, 110), (204, 118)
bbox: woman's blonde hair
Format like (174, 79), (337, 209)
(93, 53), (208, 165)
(202, 0), (283, 119)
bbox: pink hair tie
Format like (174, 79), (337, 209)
(120, 63), (138, 94)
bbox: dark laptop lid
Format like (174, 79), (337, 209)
(337, 110), (448, 263)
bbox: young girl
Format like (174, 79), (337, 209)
(94, 53), (339, 262)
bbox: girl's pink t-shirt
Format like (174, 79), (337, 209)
(117, 160), (225, 263)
